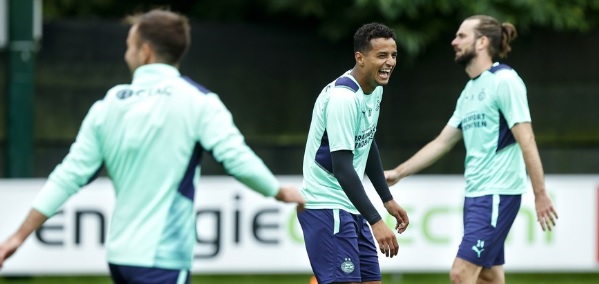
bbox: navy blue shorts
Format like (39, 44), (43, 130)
(457, 194), (521, 268)
(298, 209), (381, 284)
(108, 263), (190, 284)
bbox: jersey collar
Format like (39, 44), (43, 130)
(132, 63), (181, 85)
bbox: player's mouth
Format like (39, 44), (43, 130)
(378, 68), (392, 79)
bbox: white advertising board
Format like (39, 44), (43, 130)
(0, 175), (597, 275)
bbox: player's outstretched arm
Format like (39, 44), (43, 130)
(274, 185), (305, 205)
(512, 122), (558, 231)
(197, 95), (306, 209)
(385, 125), (462, 186)
(0, 209), (48, 269)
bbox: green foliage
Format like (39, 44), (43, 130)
(42, 0), (599, 56)
(261, 0), (599, 57)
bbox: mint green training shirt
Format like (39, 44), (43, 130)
(448, 63), (530, 197)
(301, 71), (382, 213)
(32, 63), (279, 270)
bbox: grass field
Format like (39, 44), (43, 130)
(1, 273), (599, 284)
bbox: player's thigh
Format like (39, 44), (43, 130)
(108, 263), (190, 284)
(457, 195), (520, 268)
(298, 209), (362, 284)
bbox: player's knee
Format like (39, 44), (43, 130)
(477, 272), (494, 284)
(450, 267), (467, 284)
(477, 268), (504, 284)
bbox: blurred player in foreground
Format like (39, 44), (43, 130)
(0, 8), (304, 284)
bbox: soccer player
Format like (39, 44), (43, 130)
(0, 9), (304, 284)
(384, 15), (558, 284)
(298, 23), (410, 284)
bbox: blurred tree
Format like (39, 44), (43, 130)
(42, 0), (599, 56)
(262, 0), (599, 56)
(42, 0), (195, 19)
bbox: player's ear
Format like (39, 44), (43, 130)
(141, 42), (153, 64)
(355, 52), (365, 67)
(476, 35), (489, 51)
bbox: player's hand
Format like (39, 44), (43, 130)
(0, 235), (23, 270)
(534, 190), (558, 231)
(274, 185), (305, 206)
(384, 199), (410, 234)
(384, 169), (401, 186)
(370, 220), (398, 258)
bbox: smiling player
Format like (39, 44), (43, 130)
(298, 23), (410, 284)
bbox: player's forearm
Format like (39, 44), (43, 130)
(520, 136), (547, 195)
(230, 159), (280, 199)
(513, 123), (547, 195)
(393, 139), (451, 179)
(214, 137), (279, 197)
(332, 151), (382, 224)
(336, 170), (382, 225)
(13, 209), (48, 243)
(365, 142), (393, 202)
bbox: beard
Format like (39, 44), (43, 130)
(454, 46), (476, 66)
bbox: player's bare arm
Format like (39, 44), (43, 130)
(274, 185), (305, 205)
(511, 122), (558, 231)
(385, 125), (463, 186)
(0, 209), (48, 269)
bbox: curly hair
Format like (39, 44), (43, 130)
(353, 23), (396, 53)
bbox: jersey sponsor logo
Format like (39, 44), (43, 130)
(354, 125), (376, 148)
(116, 89), (134, 99)
(116, 86), (173, 100)
(461, 113), (487, 131)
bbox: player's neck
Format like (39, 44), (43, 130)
(350, 68), (374, 94)
(465, 56), (493, 79)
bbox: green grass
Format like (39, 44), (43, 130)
(1, 273), (598, 284)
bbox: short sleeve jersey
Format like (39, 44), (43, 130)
(448, 63), (531, 197)
(301, 71), (382, 213)
(32, 64), (279, 270)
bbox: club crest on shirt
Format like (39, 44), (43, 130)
(341, 258), (355, 273)
(478, 89), (486, 101)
